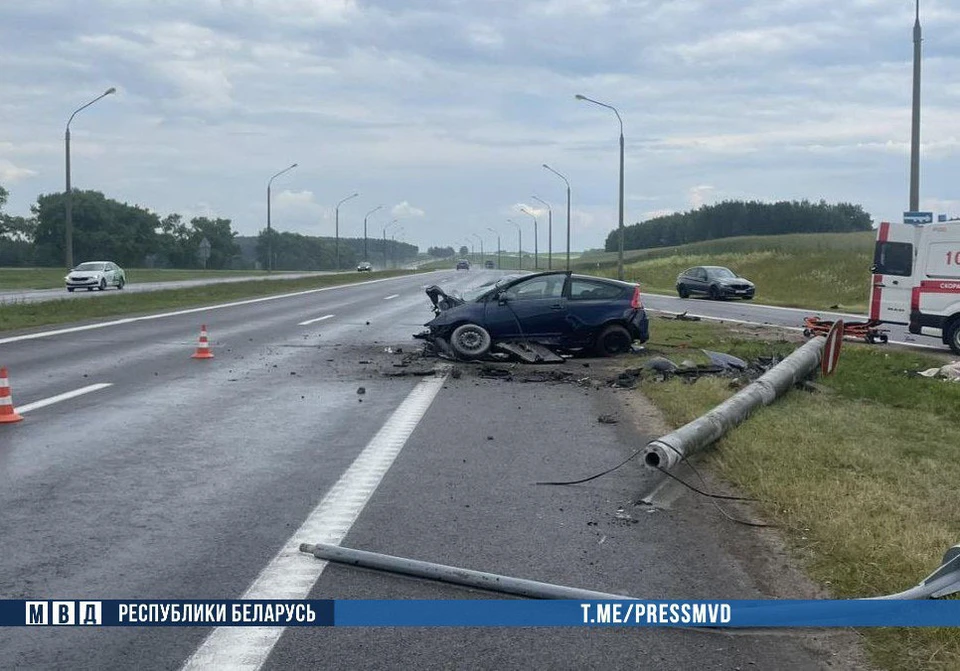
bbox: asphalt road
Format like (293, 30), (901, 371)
(640, 291), (951, 354)
(0, 270), (861, 669)
(0, 271), (335, 305)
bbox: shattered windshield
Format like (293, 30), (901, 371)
(457, 275), (521, 302)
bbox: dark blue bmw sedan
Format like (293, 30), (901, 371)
(418, 271), (649, 359)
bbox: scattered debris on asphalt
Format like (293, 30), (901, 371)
(357, 387), (366, 395)
(597, 414), (618, 424)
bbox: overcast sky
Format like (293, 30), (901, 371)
(2, 0), (959, 253)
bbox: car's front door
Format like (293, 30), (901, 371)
(691, 267), (708, 294)
(483, 275), (567, 338)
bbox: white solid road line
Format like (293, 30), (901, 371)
(383, 294), (400, 300)
(297, 314), (335, 326)
(181, 373), (447, 671)
(17, 383), (113, 414)
(0, 273), (442, 346)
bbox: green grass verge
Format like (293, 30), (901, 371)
(630, 317), (960, 670)
(0, 267), (319, 291)
(0, 270), (421, 333)
(574, 231), (875, 313)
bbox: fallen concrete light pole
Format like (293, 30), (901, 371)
(644, 336), (826, 471)
(299, 542), (633, 600)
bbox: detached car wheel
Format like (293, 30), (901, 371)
(449, 323), (492, 359)
(594, 324), (633, 357)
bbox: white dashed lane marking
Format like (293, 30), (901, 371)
(18, 383), (114, 414)
(297, 314), (335, 326)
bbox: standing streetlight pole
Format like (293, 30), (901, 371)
(576, 94), (625, 280)
(487, 227), (501, 269)
(531, 195), (552, 269)
(383, 218), (399, 269)
(363, 205), (382, 263)
(542, 164), (571, 271)
(267, 163), (298, 272)
(508, 218), (522, 270)
(335, 192), (359, 271)
(64, 87), (116, 269)
(909, 0), (922, 211)
(519, 206), (539, 270)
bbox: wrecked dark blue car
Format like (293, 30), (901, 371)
(416, 271), (649, 360)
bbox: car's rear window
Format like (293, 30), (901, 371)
(569, 279), (624, 300)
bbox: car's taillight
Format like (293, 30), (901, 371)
(630, 286), (642, 309)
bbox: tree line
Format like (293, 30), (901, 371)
(0, 186), (418, 269)
(605, 199), (873, 252)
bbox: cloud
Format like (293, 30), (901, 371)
(391, 201), (424, 218)
(0, 160), (38, 184)
(688, 185), (716, 209)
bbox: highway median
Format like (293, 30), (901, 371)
(0, 270), (422, 334)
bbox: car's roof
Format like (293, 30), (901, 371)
(702, 265), (733, 271)
(502, 270), (638, 289)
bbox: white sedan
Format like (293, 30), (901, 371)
(65, 261), (126, 292)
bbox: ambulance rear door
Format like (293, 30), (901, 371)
(869, 221), (915, 325)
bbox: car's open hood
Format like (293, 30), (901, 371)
(424, 285), (465, 314)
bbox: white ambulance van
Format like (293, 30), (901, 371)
(870, 219), (960, 354)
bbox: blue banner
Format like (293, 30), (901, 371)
(4, 599), (960, 627)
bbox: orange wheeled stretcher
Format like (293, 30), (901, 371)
(802, 316), (889, 344)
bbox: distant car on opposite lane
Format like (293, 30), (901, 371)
(456, 259), (470, 270)
(676, 266), (755, 300)
(484, 260), (496, 269)
(65, 261), (126, 292)
(357, 261), (373, 272)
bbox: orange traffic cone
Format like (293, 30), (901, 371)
(0, 367), (24, 423)
(191, 325), (215, 359)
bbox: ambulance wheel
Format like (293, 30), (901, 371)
(946, 321), (960, 356)
(878, 334), (888, 344)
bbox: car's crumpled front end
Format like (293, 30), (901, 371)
(423, 285), (465, 316)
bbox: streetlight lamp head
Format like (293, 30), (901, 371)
(542, 163), (549, 169)
(291, 163), (298, 168)
(104, 87), (117, 95)
(574, 94), (586, 100)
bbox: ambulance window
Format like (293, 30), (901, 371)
(872, 242), (912, 276)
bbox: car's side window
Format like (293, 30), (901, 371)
(504, 277), (564, 301)
(569, 279), (623, 301)
(696, 268), (707, 281)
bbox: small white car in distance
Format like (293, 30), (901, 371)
(65, 261), (126, 292)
